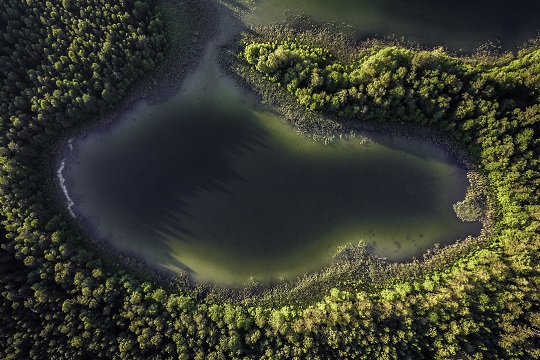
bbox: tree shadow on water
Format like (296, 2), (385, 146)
(86, 96), (271, 275)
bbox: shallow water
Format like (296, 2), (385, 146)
(245, 0), (540, 51)
(62, 30), (480, 285)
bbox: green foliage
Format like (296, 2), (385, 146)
(233, 27), (540, 358)
(453, 172), (489, 222)
(1, 1), (539, 358)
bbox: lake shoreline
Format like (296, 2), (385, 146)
(211, 26), (497, 298)
(52, 1), (493, 298)
(221, 27), (483, 171)
(50, 0), (226, 286)
(49, 0), (292, 291)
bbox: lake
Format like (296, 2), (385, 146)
(245, 0), (540, 51)
(54, 0), (517, 285)
(61, 41), (480, 285)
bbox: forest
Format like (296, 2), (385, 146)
(1, 0), (539, 358)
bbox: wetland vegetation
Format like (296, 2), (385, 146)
(1, 0), (539, 358)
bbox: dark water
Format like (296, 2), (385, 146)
(55, 1), (509, 285)
(246, 0), (540, 51)
(62, 47), (480, 284)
